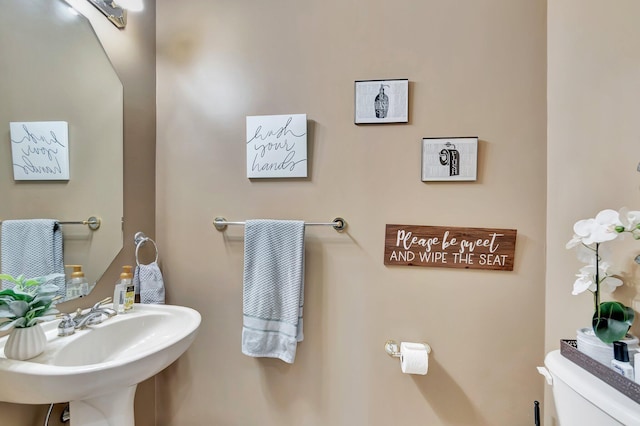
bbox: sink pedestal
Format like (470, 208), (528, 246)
(70, 385), (137, 426)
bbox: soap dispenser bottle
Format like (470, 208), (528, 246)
(65, 265), (89, 299)
(374, 84), (389, 118)
(113, 266), (131, 314)
(122, 265), (135, 312)
(611, 341), (634, 379)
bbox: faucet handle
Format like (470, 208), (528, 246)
(89, 297), (117, 318)
(92, 297), (112, 311)
(57, 313), (76, 336)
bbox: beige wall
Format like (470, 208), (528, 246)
(546, 1), (640, 424)
(0, 2), (157, 425)
(156, 1), (546, 424)
(7, 2), (640, 424)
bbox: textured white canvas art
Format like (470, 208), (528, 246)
(10, 121), (70, 180)
(246, 114), (307, 178)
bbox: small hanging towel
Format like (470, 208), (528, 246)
(133, 235), (165, 304)
(242, 219), (305, 364)
(0, 219), (65, 298)
(134, 262), (166, 304)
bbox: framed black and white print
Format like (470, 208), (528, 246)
(354, 79), (408, 124)
(421, 137), (478, 181)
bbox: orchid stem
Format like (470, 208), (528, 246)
(595, 243), (601, 319)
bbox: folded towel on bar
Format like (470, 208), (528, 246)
(242, 219), (305, 364)
(1, 219), (65, 298)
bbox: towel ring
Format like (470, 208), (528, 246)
(134, 231), (159, 266)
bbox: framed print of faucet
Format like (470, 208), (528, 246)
(354, 79), (409, 124)
(421, 137), (478, 181)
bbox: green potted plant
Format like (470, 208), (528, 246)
(0, 273), (64, 360)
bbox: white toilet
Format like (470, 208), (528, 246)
(543, 350), (640, 425)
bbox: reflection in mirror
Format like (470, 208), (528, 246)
(0, 0), (124, 302)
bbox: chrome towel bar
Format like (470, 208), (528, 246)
(213, 217), (346, 232)
(0, 216), (101, 230)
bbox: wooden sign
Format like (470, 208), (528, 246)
(384, 224), (517, 271)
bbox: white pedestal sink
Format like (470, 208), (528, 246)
(0, 303), (201, 425)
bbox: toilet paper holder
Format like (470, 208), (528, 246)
(384, 340), (431, 358)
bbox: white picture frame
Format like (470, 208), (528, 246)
(421, 137), (478, 182)
(9, 121), (70, 181)
(354, 79), (409, 124)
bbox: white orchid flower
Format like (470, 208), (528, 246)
(598, 261), (623, 293)
(566, 234), (582, 249)
(571, 209), (621, 245)
(600, 275), (623, 293)
(572, 265), (596, 295)
(571, 261), (622, 295)
(618, 207), (640, 234)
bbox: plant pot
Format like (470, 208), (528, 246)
(4, 324), (46, 360)
(576, 327), (639, 367)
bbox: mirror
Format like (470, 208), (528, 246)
(0, 0), (124, 301)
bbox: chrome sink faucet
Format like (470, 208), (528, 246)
(58, 297), (117, 336)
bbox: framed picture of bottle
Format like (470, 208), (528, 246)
(354, 79), (409, 124)
(421, 137), (478, 182)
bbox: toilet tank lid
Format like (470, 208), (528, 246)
(545, 350), (640, 424)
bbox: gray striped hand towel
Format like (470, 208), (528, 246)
(1, 219), (65, 298)
(242, 219), (305, 364)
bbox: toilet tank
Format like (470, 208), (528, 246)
(544, 350), (640, 425)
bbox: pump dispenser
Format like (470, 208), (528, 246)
(114, 265), (133, 314)
(65, 265), (89, 299)
(121, 265), (135, 312)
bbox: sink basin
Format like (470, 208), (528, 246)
(0, 303), (201, 425)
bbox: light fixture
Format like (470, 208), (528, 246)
(85, 0), (126, 28)
(85, 0), (143, 29)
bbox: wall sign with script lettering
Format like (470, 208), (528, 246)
(246, 114), (307, 178)
(384, 224), (517, 271)
(9, 121), (70, 181)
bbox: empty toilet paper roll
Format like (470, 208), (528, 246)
(400, 342), (429, 375)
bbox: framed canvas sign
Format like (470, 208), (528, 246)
(422, 137), (478, 181)
(246, 114), (307, 178)
(354, 79), (408, 124)
(9, 121), (70, 180)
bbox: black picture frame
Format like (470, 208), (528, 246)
(354, 79), (409, 124)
